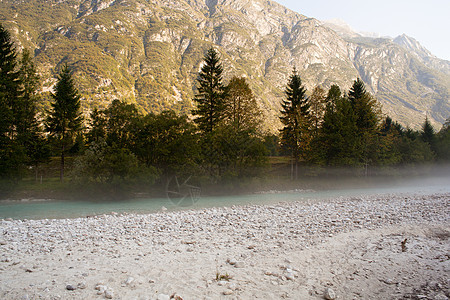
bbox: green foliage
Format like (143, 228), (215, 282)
(133, 110), (199, 176)
(192, 47), (227, 133)
(0, 24), (47, 181)
(309, 85), (326, 137)
(103, 99), (140, 148)
(45, 64), (83, 181)
(279, 69), (311, 169)
(73, 139), (156, 184)
(348, 78), (381, 133)
(224, 76), (262, 131)
(318, 93), (359, 166)
(421, 116), (436, 151)
(202, 125), (267, 181)
(0, 22), (20, 137)
(435, 118), (450, 161)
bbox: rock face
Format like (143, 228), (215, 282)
(1, 0), (448, 129)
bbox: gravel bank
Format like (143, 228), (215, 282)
(0, 192), (449, 299)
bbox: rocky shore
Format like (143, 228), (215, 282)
(0, 192), (449, 299)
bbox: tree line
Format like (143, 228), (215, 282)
(1, 24), (449, 196)
(279, 70), (449, 178)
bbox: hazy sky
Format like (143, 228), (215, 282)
(275, 0), (450, 61)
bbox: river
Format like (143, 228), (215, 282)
(1, 176), (449, 220)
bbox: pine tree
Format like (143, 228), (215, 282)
(16, 49), (40, 138)
(348, 78), (381, 168)
(421, 115), (436, 152)
(0, 23), (19, 141)
(348, 78), (380, 133)
(46, 65), (83, 181)
(17, 49), (50, 179)
(320, 93), (359, 166)
(192, 48), (226, 133)
(279, 69), (310, 179)
(0, 23), (26, 180)
(435, 118), (450, 161)
(325, 84), (342, 110)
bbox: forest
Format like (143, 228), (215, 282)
(1, 24), (449, 199)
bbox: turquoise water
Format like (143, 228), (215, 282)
(0, 178), (449, 220)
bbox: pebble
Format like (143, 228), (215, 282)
(104, 289), (114, 299)
(66, 284), (76, 291)
(95, 285), (107, 295)
(223, 290), (233, 295)
(434, 293), (448, 300)
(285, 272), (295, 281)
(77, 282), (86, 289)
(0, 192), (448, 300)
(170, 293), (183, 300)
(217, 280), (228, 286)
(123, 276), (134, 286)
(156, 294), (170, 300)
(324, 287), (336, 300)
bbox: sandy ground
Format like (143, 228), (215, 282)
(0, 192), (449, 300)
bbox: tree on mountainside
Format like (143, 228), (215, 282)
(45, 65), (83, 182)
(279, 69), (311, 179)
(192, 48), (227, 133)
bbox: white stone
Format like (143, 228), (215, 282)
(324, 287), (336, 300)
(105, 289), (114, 299)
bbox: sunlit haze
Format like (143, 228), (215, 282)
(275, 0), (450, 61)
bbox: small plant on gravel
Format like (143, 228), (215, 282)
(401, 238), (408, 252)
(215, 271), (232, 281)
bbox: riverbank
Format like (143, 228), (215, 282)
(0, 192), (449, 299)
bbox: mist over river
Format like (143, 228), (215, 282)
(1, 175), (449, 220)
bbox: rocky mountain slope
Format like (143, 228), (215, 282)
(1, 0), (448, 130)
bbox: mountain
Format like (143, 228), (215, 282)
(393, 34), (450, 75)
(1, 0), (449, 130)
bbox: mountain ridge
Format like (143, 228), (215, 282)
(1, 0), (448, 130)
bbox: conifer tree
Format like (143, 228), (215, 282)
(0, 23), (20, 144)
(348, 78), (380, 133)
(320, 91), (359, 166)
(421, 115), (436, 153)
(348, 78), (381, 168)
(192, 48), (226, 133)
(18, 49), (50, 179)
(435, 118), (450, 161)
(46, 65), (82, 181)
(279, 69), (310, 179)
(0, 23), (27, 180)
(325, 84), (342, 110)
